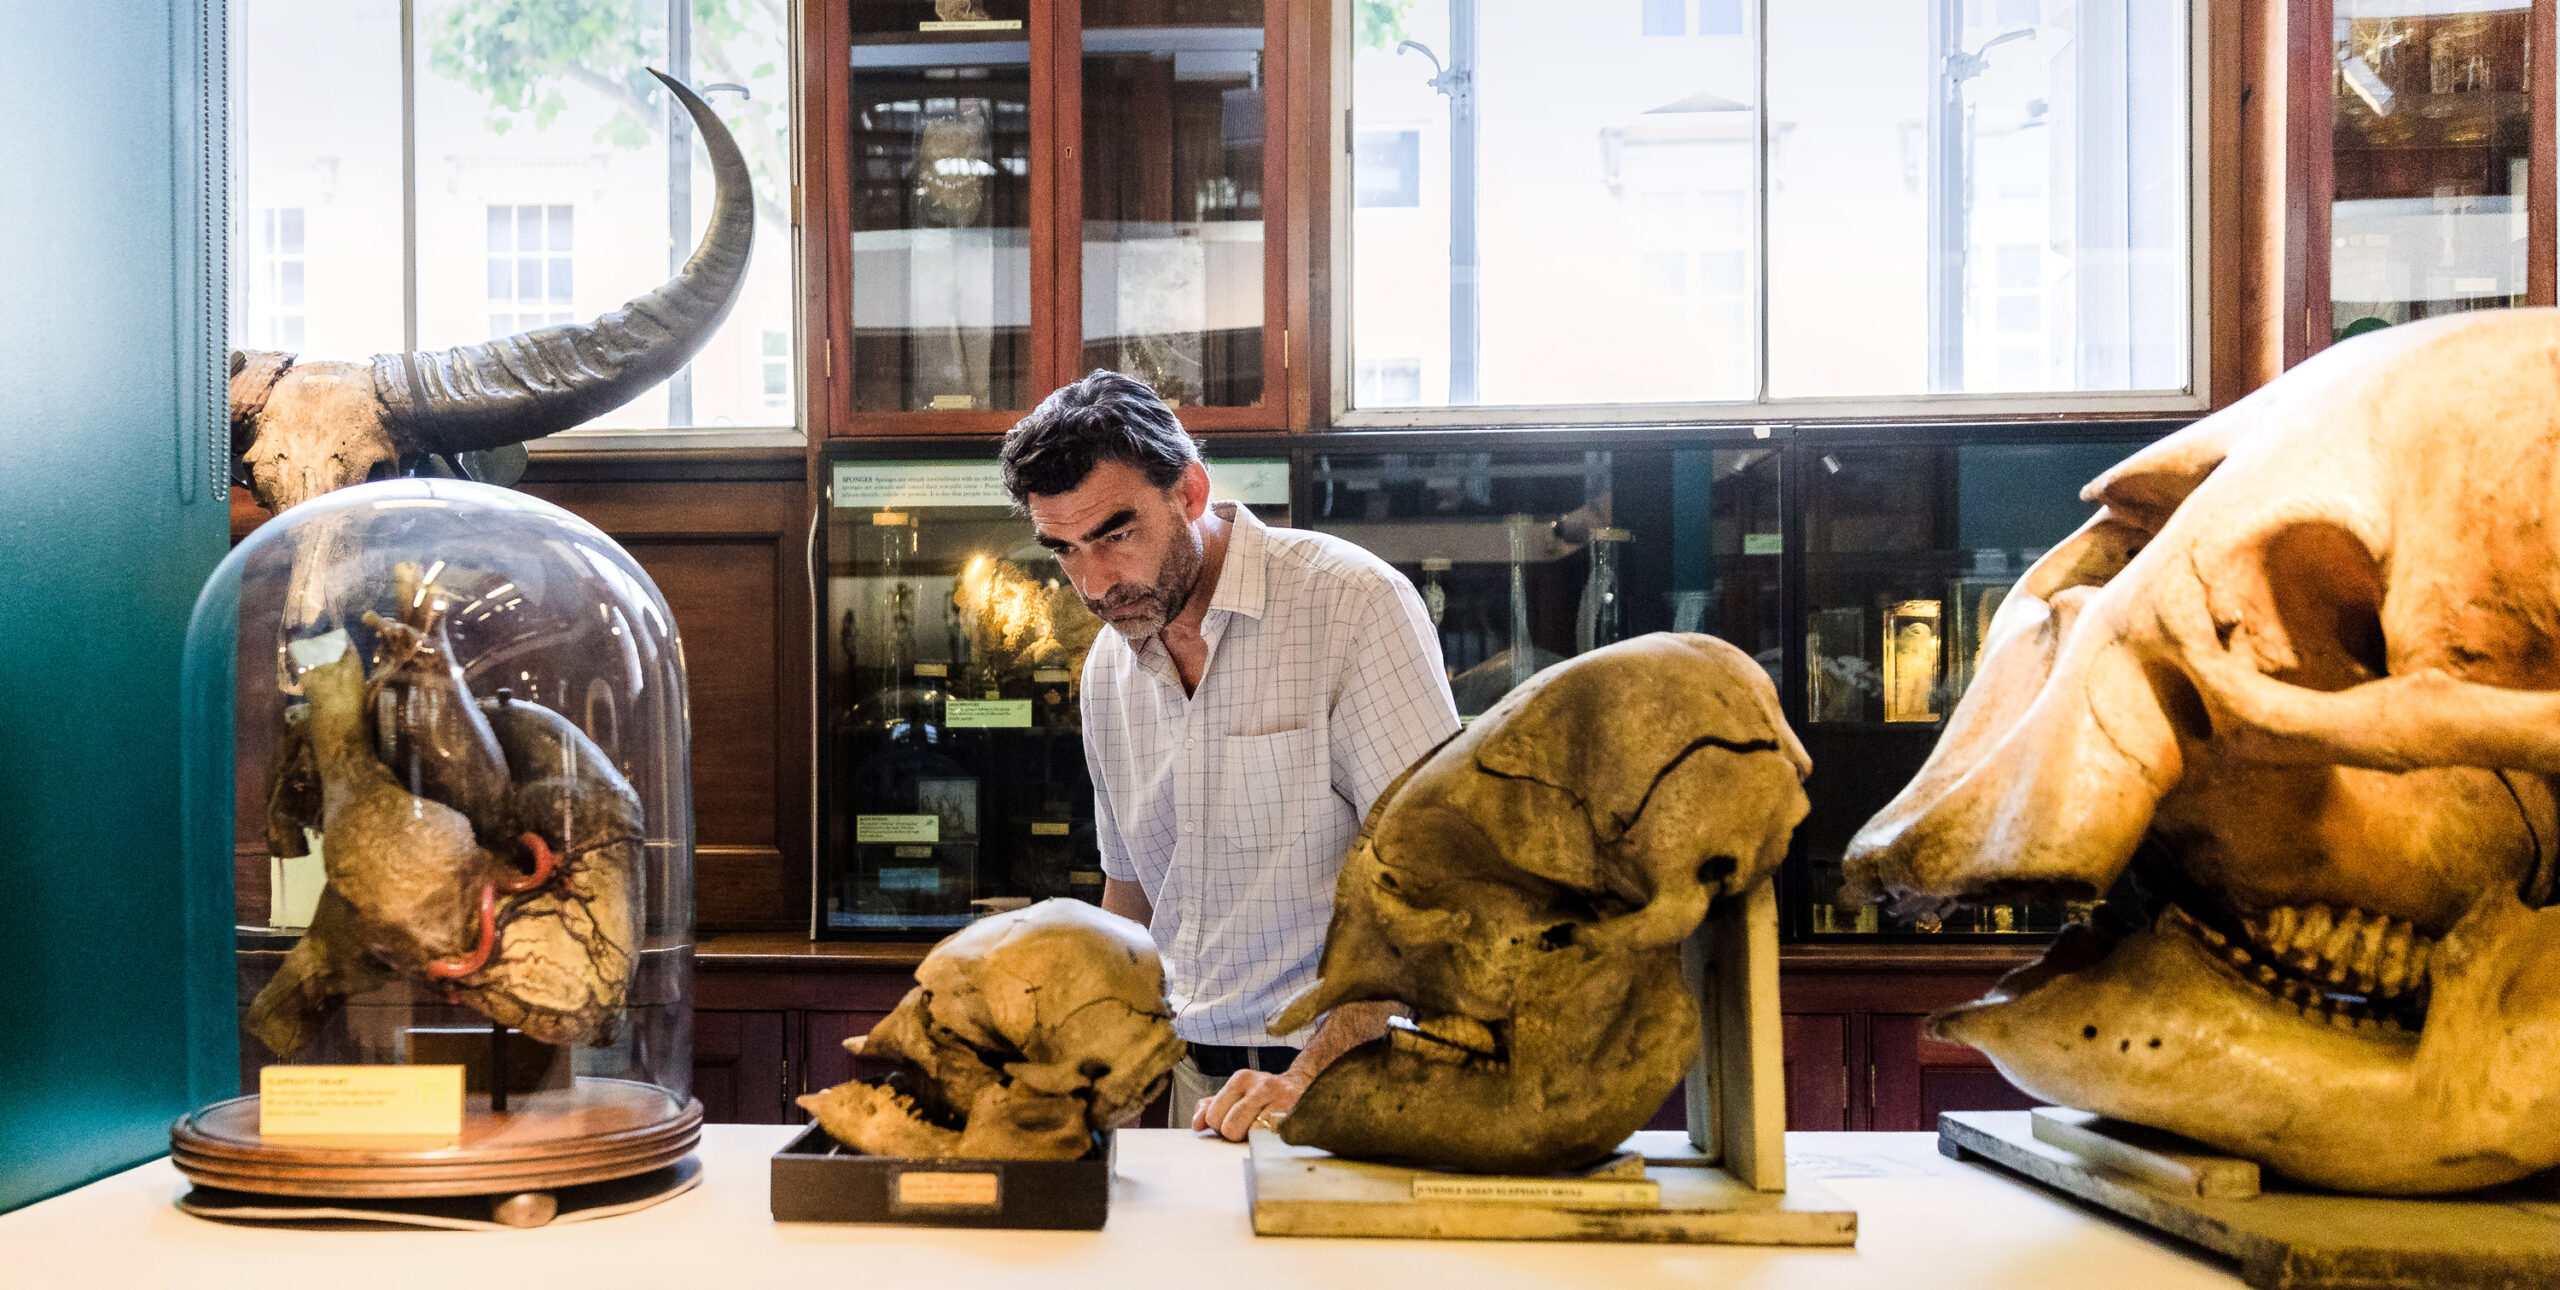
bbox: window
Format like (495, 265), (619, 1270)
(1343, 0), (2196, 418)
(1355, 357), (1424, 406)
(761, 329), (791, 406)
(487, 204), (574, 335)
(234, 0), (797, 440)
(244, 207), (306, 351)
(1355, 130), (1421, 207)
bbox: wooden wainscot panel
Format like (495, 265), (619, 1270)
(519, 474), (814, 933)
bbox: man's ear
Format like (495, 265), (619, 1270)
(1177, 460), (1211, 522)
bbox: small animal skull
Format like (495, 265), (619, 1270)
(798, 899), (1183, 1160)
(1271, 633), (1809, 1174)
(1846, 310), (2560, 1194)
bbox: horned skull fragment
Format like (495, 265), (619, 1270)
(1271, 633), (1809, 1174)
(1845, 309), (2560, 1194)
(798, 899), (1183, 1160)
(229, 70), (751, 515)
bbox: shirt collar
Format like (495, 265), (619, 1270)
(1204, 499), (1267, 622)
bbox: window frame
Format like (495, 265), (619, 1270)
(1322, 0), (2214, 429)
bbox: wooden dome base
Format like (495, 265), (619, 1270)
(170, 1077), (702, 1199)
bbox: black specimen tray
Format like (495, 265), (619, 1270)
(770, 1124), (1114, 1229)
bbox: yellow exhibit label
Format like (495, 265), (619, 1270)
(858, 815), (940, 844)
(1029, 821), (1070, 836)
(945, 699), (1031, 728)
(1409, 1177), (1661, 1208)
(894, 1170), (1001, 1209)
(260, 1065), (464, 1141)
(1032, 669), (1073, 683)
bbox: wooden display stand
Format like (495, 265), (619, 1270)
(1247, 884), (1857, 1244)
(170, 1077), (702, 1228)
(1940, 1110), (2560, 1290)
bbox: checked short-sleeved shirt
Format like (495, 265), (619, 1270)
(1081, 500), (1460, 1046)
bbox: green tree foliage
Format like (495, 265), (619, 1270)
(1355, 0), (1411, 53)
(425, 0), (791, 229)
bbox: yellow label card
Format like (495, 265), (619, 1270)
(945, 699), (1031, 728)
(857, 814), (940, 844)
(260, 1065), (464, 1141)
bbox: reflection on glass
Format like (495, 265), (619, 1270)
(851, 7), (1034, 412)
(819, 456), (1289, 934)
(2331, 2), (2531, 341)
(1798, 440), (2139, 936)
(1765, 1), (2188, 396)
(1081, 10), (1268, 408)
(1347, 2), (1758, 407)
(1308, 446), (1779, 718)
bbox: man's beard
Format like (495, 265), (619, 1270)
(1088, 527), (1205, 639)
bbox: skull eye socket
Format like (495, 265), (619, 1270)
(2252, 521), (2387, 690)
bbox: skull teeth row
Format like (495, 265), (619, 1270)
(1388, 1014), (1504, 1066)
(2164, 905), (2419, 1038)
(2230, 903), (2434, 1000)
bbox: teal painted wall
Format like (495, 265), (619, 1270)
(0, 1), (235, 1211)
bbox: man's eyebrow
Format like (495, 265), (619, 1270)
(1077, 509), (1139, 544)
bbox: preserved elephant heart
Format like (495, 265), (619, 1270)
(247, 574), (643, 1057)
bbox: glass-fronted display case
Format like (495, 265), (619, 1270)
(828, 0), (1292, 435)
(1791, 433), (2157, 937)
(2329, 0), (2534, 340)
(814, 427), (2171, 941)
(816, 441), (1292, 936)
(849, 2), (1037, 418)
(1079, 2), (1273, 412)
(1303, 438), (1782, 720)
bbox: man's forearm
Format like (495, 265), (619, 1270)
(1101, 877), (1152, 927)
(1285, 999), (1400, 1083)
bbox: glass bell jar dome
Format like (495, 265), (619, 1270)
(174, 478), (697, 1207)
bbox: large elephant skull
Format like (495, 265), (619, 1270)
(230, 71), (752, 514)
(1846, 310), (2560, 1194)
(1271, 633), (1809, 1174)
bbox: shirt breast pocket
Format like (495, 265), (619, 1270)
(1210, 726), (1332, 860)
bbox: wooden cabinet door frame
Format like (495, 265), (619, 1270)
(806, 2), (1298, 438)
(2289, 0), (2558, 369)
(1049, 0), (1296, 434)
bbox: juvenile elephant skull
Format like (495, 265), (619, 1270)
(1846, 310), (2560, 1194)
(1270, 633), (1809, 1174)
(798, 900), (1182, 1160)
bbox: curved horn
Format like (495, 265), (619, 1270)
(372, 70), (753, 453)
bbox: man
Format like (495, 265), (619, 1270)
(999, 371), (1459, 1141)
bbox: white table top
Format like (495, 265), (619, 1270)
(0, 1127), (2243, 1289)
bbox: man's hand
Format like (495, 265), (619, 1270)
(1192, 1068), (1306, 1142)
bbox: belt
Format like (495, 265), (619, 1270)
(1186, 1043), (1300, 1079)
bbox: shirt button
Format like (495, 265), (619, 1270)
(1183, 821), (1196, 833)
(1184, 736), (1195, 749)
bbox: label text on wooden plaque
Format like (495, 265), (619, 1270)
(1409, 1177), (1661, 1208)
(894, 1170), (1002, 1210)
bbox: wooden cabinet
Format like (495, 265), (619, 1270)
(804, 0), (1311, 436)
(693, 1009), (792, 1125)
(1780, 946), (2041, 1133)
(2244, 0), (2558, 376)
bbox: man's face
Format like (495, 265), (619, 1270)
(1026, 458), (1210, 639)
